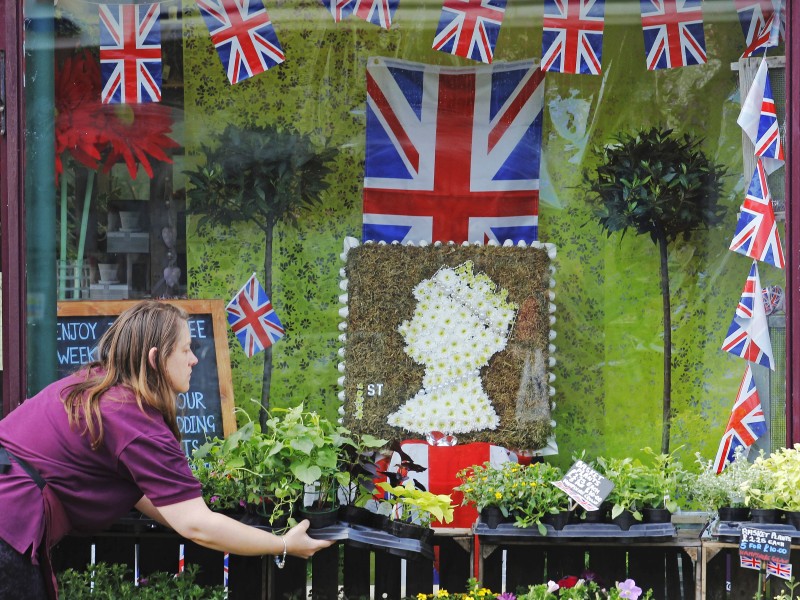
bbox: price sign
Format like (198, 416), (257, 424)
(740, 527), (792, 564)
(552, 460), (614, 512)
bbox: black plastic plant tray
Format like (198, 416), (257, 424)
(307, 522), (434, 560)
(474, 520), (676, 543)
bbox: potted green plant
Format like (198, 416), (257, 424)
(637, 447), (686, 522)
(595, 456), (647, 530)
(688, 446), (752, 521)
(337, 432), (387, 526)
(376, 480), (455, 543)
(584, 127), (727, 454)
(742, 452), (781, 523)
(747, 445), (800, 526)
(456, 461), (520, 528)
(510, 462), (571, 535)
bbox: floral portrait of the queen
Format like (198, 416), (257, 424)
(339, 240), (557, 452)
(387, 261), (517, 435)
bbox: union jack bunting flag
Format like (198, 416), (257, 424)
(713, 364), (767, 474)
(319, 0), (354, 22)
(541, 0), (605, 75)
(226, 273), (285, 357)
(197, 0), (285, 85)
(729, 159), (785, 269)
(768, 560), (793, 580)
(736, 0), (780, 57)
(362, 57), (543, 245)
(351, 0), (399, 29)
(99, 3), (162, 104)
(640, 0), (706, 70)
(721, 261), (775, 371)
(432, 0), (507, 64)
(737, 58), (785, 175)
(740, 555), (761, 570)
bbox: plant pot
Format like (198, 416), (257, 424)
(785, 511), (800, 530)
(370, 512), (390, 531)
(750, 508), (781, 524)
(97, 263), (118, 284)
(339, 505), (373, 527)
(642, 508), (672, 524)
(390, 519), (433, 545)
(542, 510), (572, 531)
(717, 506), (750, 522)
(299, 505), (339, 529)
(119, 211), (141, 231)
(581, 505), (608, 523)
(612, 509), (638, 531)
(480, 506), (506, 529)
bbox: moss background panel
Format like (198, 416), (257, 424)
(181, 0), (785, 468)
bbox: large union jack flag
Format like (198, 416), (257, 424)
(713, 364), (767, 474)
(352, 0), (399, 29)
(99, 3), (162, 104)
(768, 561), (793, 580)
(362, 57), (543, 245)
(737, 59), (785, 175)
(729, 159), (785, 269)
(640, 0), (706, 70)
(432, 0), (507, 64)
(226, 273), (285, 357)
(197, 0), (285, 85)
(541, 0), (605, 75)
(722, 261), (775, 371)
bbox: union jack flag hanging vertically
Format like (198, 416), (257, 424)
(737, 58), (785, 175)
(541, 0), (605, 75)
(352, 0), (399, 29)
(432, 0), (507, 64)
(736, 0), (779, 57)
(226, 273), (285, 357)
(729, 159), (785, 269)
(197, 0), (285, 85)
(362, 57), (543, 245)
(319, 0), (354, 22)
(99, 3), (162, 104)
(713, 364), (767, 474)
(721, 261), (775, 371)
(640, 0), (707, 70)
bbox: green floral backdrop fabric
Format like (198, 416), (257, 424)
(182, 0), (785, 467)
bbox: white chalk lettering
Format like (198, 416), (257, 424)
(177, 414), (216, 435)
(188, 319), (208, 339)
(57, 321), (98, 342)
(177, 391), (207, 411)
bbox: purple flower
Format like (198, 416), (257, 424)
(210, 495), (220, 504)
(617, 579), (642, 600)
(497, 593), (516, 600)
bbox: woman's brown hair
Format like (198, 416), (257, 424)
(62, 301), (189, 450)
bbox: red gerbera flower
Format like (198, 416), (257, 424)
(557, 575), (580, 589)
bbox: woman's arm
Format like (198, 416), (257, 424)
(136, 496), (332, 559)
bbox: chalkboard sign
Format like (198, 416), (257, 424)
(57, 300), (236, 456)
(552, 460), (614, 512)
(740, 526), (792, 564)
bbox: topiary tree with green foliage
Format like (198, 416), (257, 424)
(584, 126), (727, 454)
(185, 124), (335, 429)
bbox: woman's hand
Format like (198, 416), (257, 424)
(283, 519), (335, 559)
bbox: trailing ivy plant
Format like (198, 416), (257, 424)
(584, 127), (727, 454)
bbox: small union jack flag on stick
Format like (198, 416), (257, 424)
(721, 261), (775, 371)
(99, 3), (162, 104)
(740, 555), (762, 570)
(197, 0), (285, 85)
(729, 159), (784, 269)
(714, 364), (767, 474)
(640, 0), (707, 70)
(432, 0), (507, 64)
(227, 273), (285, 357)
(768, 560), (792, 580)
(541, 0), (605, 75)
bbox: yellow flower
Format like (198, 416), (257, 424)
(417, 594), (428, 600)
(437, 590), (449, 598)
(495, 492), (503, 499)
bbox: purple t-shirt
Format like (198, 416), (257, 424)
(0, 372), (201, 558)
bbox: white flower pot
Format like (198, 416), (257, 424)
(97, 263), (118, 284)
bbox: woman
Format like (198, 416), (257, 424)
(0, 301), (332, 599)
